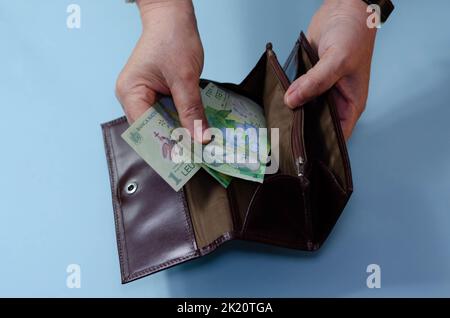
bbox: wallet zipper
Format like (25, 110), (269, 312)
(266, 44), (308, 178)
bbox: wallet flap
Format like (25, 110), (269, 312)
(102, 118), (199, 283)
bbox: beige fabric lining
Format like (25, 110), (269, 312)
(184, 169), (233, 249)
(263, 61), (296, 176)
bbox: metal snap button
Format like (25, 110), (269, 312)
(125, 182), (138, 195)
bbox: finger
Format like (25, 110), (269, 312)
(284, 49), (346, 108)
(170, 77), (209, 144)
(116, 82), (157, 124)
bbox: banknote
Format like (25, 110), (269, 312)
(122, 97), (232, 191)
(198, 83), (269, 183)
(158, 96), (233, 188)
(121, 83), (268, 191)
(121, 103), (201, 192)
(202, 165), (233, 188)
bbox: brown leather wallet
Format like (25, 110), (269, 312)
(101, 32), (353, 284)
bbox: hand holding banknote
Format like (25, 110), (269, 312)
(115, 0), (209, 143)
(122, 83), (270, 191)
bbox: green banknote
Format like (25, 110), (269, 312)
(121, 103), (200, 192)
(122, 97), (232, 191)
(121, 83), (268, 191)
(199, 83), (269, 183)
(157, 97), (233, 188)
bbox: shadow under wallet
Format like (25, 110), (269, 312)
(101, 32), (353, 283)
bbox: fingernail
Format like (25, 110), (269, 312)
(286, 82), (298, 96)
(285, 89), (298, 108)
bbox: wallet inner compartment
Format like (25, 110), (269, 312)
(262, 55), (297, 176)
(185, 50), (301, 249)
(299, 46), (348, 190)
(184, 169), (233, 249)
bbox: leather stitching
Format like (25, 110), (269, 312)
(244, 231), (316, 251)
(179, 188), (197, 251)
(125, 251), (200, 282)
(124, 234), (233, 282)
(102, 122), (128, 280)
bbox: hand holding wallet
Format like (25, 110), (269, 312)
(102, 33), (353, 283)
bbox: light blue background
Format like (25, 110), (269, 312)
(0, 0), (449, 297)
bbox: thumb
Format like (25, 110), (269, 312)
(284, 49), (345, 108)
(170, 78), (209, 144)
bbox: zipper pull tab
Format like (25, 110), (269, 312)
(295, 156), (305, 177)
